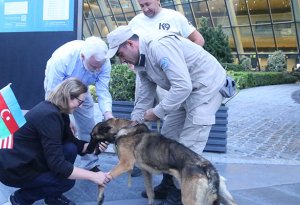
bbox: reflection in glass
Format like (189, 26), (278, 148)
(223, 28), (236, 52)
(248, 0), (271, 24)
(191, 1), (210, 28)
(274, 23), (297, 52)
(232, 0), (250, 26)
(252, 24), (275, 52)
(238, 26), (255, 52)
(208, 0), (230, 27)
(270, 0), (292, 21)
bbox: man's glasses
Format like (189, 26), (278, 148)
(73, 96), (84, 106)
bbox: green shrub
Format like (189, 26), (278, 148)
(266, 50), (287, 72)
(109, 64), (135, 101)
(222, 63), (244, 71)
(89, 64), (136, 102)
(199, 18), (233, 63)
(240, 56), (252, 71)
(230, 71), (298, 89)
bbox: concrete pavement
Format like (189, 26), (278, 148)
(1, 83), (300, 205)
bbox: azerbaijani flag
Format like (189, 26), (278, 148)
(0, 84), (26, 142)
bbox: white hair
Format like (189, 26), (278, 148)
(81, 36), (108, 61)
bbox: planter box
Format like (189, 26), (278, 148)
(112, 101), (228, 153)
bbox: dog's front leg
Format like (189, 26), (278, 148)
(109, 159), (135, 178)
(110, 148), (135, 178)
(97, 186), (105, 205)
(97, 161), (132, 205)
(142, 170), (154, 205)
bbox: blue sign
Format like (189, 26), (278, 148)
(0, 0), (74, 33)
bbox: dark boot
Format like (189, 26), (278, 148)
(157, 186), (183, 205)
(141, 174), (174, 199)
(131, 166), (142, 177)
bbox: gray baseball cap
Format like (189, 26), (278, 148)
(105, 25), (135, 58)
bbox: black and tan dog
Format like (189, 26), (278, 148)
(86, 118), (237, 205)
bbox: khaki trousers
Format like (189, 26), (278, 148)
(161, 92), (223, 155)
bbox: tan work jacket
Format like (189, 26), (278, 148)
(132, 32), (226, 122)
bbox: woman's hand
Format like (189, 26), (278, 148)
(93, 172), (112, 186)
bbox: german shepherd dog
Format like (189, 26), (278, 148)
(86, 118), (237, 205)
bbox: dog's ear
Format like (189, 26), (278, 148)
(91, 125), (112, 139)
(99, 125), (112, 134)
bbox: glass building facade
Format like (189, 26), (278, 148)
(82, 0), (300, 70)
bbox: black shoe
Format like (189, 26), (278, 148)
(89, 166), (101, 172)
(8, 193), (19, 205)
(44, 195), (76, 205)
(131, 166), (142, 177)
(157, 187), (182, 205)
(141, 174), (173, 199)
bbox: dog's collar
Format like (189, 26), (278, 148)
(114, 143), (118, 155)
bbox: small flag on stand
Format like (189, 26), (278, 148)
(0, 84), (26, 149)
(0, 134), (13, 149)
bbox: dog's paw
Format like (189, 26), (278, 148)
(97, 194), (105, 205)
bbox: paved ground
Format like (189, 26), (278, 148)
(1, 83), (300, 205)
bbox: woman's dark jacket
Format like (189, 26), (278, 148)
(0, 101), (87, 186)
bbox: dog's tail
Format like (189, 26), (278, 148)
(203, 163), (219, 195)
(218, 176), (237, 205)
(202, 164), (237, 205)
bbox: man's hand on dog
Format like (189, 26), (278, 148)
(98, 141), (109, 153)
(144, 108), (159, 121)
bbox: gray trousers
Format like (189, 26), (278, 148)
(72, 92), (100, 170)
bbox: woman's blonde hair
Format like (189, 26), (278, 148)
(47, 78), (88, 113)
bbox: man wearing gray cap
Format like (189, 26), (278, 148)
(106, 25), (226, 205)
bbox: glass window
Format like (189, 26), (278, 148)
(83, 20), (93, 38)
(252, 24), (276, 52)
(124, 11), (139, 22)
(208, 0), (230, 27)
(161, 0), (175, 7)
(238, 26), (256, 52)
(191, 1), (210, 28)
(120, 0), (134, 12)
(274, 23), (298, 52)
(179, 3), (196, 27)
(114, 14), (128, 25)
(222, 27), (236, 52)
(232, 0), (251, 26)
(270, 0), (292, 21)
(102, 0), (113, 15)
(248, 0), (271, 24)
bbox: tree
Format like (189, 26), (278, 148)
(198, 18), (233, 63)
(266, 50), (287, 72)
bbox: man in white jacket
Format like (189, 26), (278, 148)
(44, 37), (114, 172)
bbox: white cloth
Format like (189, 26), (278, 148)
(129, 8), (195, 38)
(129, 8), (196, 106)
